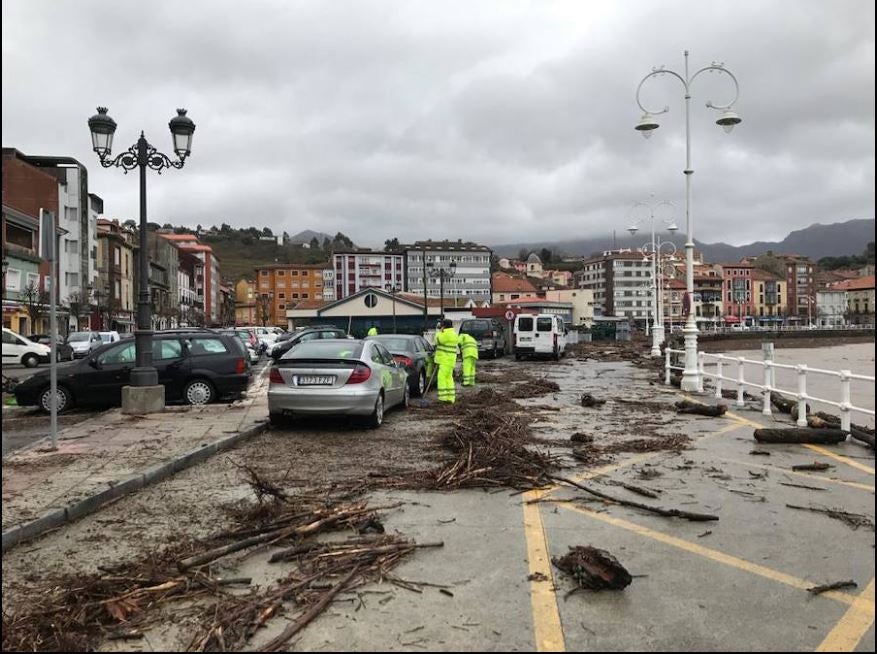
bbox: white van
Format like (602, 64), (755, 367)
(2, 327), (51, 368)
(513, 313), (567, 361)
(99, 330), (121, 344)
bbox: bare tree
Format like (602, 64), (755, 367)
(66, 290), (92, 334)
(256, 293), (272, 327)
(20, 279), (49, 333)
(222, 293), (236, 327)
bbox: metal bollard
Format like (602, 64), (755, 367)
(715, 358), (723, 400)
(762, 361), (772, 416)
(736, 357), (745, 408)
(665, 349), (671, 385)
(840, 370), (852, 432)
(795, 365), (808, 427)
(762, 342), (775, 389)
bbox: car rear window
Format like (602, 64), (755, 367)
(536, 317), (553, 332)
(371, 337), (413, 352)
(462, 320), (491, 333)
(517, 317), (534, 331)
(186, 337), (229, 355)
(285, 341), (364, 360)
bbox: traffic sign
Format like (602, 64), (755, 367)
(504, 309), (515, 321)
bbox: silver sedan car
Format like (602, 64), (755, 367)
(268, 339), (409, 428)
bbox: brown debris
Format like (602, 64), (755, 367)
(570, 432), (594, 444)
(674, 400), (727, 417)
(754, 428), (848, 444)
(785, 504), (874, 531)
(791, 462), (832, 472)
(807, 580), (857, 595)
(552, 546), (632, 590)
(580, 393), (606, 408)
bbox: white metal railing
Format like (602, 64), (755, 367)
(697, 324), (874, 335)
(665, 347), (875, 431)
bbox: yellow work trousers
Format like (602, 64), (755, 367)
(462, 357), (477, 386)
(437, 362), (456, 403)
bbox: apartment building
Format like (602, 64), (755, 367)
(178, 251), (202, 326)
(403, 240), (491, 300)
(835, 275), (875, 326)
(577, 250), (653, 323)
(333, 251), (405, 300)
(752, 269), (787, 324)
(95, 219), (135, 332)
(158, 233), (221, 324)
(2, 204), (43, 333)
(816, 288), (847, 327)
(779, 254), (816, 321)
(491, 272), (537, 304)
(255, 263), (331, 326)
(145, 232), (180, 329)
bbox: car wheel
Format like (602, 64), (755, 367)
(184, 379), (215, 405)
(414, 370), (427, 397)
(514, 353), (521, 361)
(366, 392), (384, 429)
(22, 353), (40, 368)
(39, 385), (73, 413)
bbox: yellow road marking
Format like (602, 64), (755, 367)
(522, 490), (565, 652)
(712, 457), (875, 492)
(557, 503), (870, 610)
(804, 444), (875, 476)
(817, 578), (876, 652)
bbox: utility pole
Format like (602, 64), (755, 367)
(421, 247), (428, 332)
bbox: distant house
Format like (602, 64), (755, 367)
(492, 272), (537, 304)
(833, 275), (875, 325)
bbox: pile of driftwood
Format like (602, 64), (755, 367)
(2, 496), (439, 653)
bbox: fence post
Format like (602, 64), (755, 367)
(715, 357), (723, 400)
(840, 370), (852, 432)
(736, 357), (745, 408)
(795, 364), (808, 427)
(697, 352), (705, 393)
(762, 360), (772, 416)
(665, 349), (671, 385)
(762, 342), (775, 389)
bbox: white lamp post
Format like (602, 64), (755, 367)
(627, 197), (678, 357)
(635, 51), (742, 391)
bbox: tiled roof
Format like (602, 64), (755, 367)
(492, 273), (537, 294)
(833, 275), (874, 291)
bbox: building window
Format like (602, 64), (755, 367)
(260, 270), (268, 276)
(364, 293), (378, 308)
(278, 293), (286, 299)
(7, 267), (23, 290)
(302, 293), (309, 299)
(277, 270), (285, 276)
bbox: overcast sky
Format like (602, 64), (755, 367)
(3, 0), (874, 249)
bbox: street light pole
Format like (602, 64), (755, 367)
(386, 284), (399, 334)
(628, 197), (677, 357)
(635, 51), (742, 391)
(88, 107), (195, 408)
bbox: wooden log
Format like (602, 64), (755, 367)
(810, 413), (875, 449)
(675, 400), (727, 417)
(753, 428), (847, 444)
(550, 476), (719, 522)
(580, 393), (606, 408)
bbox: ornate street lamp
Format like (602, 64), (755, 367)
(427, 261), (456, 321)
(635, 51), (742, 391)
(627, 196), (677, 356)
(87, 107), (195, 399)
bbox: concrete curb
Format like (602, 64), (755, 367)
(1, 419), (269, 553)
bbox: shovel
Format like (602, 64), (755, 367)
(415, 365), (438, 407)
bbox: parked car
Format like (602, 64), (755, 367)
(14, 331), (250, 413)
(27, 334), (75, 362)
(268, 339), (408, 428)
(269, 327), (351, 361)
(234, 327), (263, 353)
(2, 328), (51, 368)
(218, 329), (261, 365)
(365, 334), (433, 396)
(513, 313), (567, 360)
(99, 330), (122, 344)
(254, 326), (281, 350)
(67, 331), (104, 358)
(458, 318), (507, 359)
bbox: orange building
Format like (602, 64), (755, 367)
(254, 264), (329, 327)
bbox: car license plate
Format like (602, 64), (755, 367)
(520, 336), (532, 342)
(297, 375), (334, 385)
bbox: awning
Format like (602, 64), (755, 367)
(722, 315), (741, 323)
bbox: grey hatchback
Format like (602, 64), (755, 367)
(268, 339), (409, 428)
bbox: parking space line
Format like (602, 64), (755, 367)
(712, 457), (875, 492)
(556, 503), (869, 610)
(522, 490), (566, 652)
(803, 444), (875, 476)
(816, 578), (876, 652)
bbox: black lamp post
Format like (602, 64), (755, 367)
(386, 284), (400, 334)
(428, 261), (456, 321)
(88, 107), (195, 387)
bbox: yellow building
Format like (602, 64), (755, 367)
(752, 269), (787, 323)
(234, 278), (256, 326)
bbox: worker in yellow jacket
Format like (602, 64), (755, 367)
(434, 318), (459, 403)
(367, 325), (378, 336)
(458, 332), (479, 386)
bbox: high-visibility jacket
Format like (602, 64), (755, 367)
(458, 332), (479, 360)
(434, 327), (459, 366)
(367, 327), (378, 336)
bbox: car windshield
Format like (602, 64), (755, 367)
(369, 336), (413, 352)
(283, 341), (364, 360)
(68, 332), (91, 342)
(462, 320), (491, 334)
(99, 334), (113, 343)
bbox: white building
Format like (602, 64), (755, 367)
(816, 289), (847, 327)
(403, 240), (491, 300)
(321, 267), (336, 301)
(577, 250), (653, 324)
(333, 251), (405, 299)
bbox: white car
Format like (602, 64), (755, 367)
(254, 326), (280, 350)
(2, 328), (51, 368)
(67, 331), (104, 358)
(99, 330), (121, 344)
